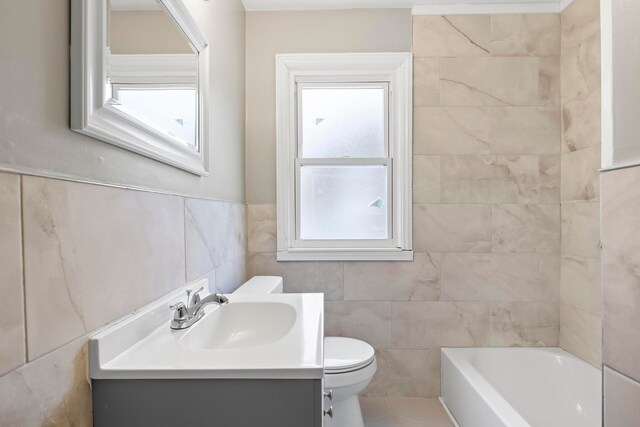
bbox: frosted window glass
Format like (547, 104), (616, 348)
(300, 165), (388, 240)
(115, 87), (197, 147)
(301, 87), (385, 158)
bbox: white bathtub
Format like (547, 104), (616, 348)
(441, 347), (602, 427)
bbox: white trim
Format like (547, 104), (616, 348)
(276, 53), (413, 262)
(108, 54), (198, 84)
(70, 0), (210, 176)
(277, 249), (414, 262)
(412, 0), (573, 15)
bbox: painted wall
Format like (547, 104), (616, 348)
(0, 0), (247, 423)
(601, 0), (640, 424)
(248, 12), (562, 397)
(245, 9), (412, 203)
(558, 0), (602, 368)
(0, 0), (246, 203)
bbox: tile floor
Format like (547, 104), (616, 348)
(360, 397), (455, 427)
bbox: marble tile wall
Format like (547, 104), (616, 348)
(0, 172), (247, 424)
(559, 0), (602, 367)
(602, 166), (640, 416)
(604, 367), (640, 427)
(247, 13), (562, 398)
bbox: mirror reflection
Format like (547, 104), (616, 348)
(107, 0), (199, 148)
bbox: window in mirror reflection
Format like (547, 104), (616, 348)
(113, 85), (197, 147)
(106, 0), (199, 149)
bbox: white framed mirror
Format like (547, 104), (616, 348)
(70, 0), (209, 175)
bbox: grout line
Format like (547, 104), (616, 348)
(0, 164), (246, 207)
(19, 175), (29, 363)
(183, 198), (188, 284)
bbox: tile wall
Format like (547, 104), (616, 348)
(559, 0), (602, 367)
(248, 13), (563, 397)
(602, 164), (640, 423)
(0, 172), (247, 425)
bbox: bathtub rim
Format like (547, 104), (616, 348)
(442, 347), (531, 427)
(440, 346), (602, 427)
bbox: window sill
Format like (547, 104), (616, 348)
(276, 249), (414, 262)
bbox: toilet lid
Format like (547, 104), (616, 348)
(324, 337), (375, 373)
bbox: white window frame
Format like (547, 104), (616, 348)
(276, 53), (413, 261)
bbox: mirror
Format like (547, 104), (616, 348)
(71, 0), (209, 175)
(108, 0), (198, 148)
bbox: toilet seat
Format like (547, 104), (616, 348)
(325, 337), (375, 374)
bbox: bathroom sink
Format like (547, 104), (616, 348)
(88, 281), (324, 380)
(179, 302), (296, 350)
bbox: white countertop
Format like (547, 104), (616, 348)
(89, 281), (324, 380)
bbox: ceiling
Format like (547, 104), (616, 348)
(242, 0), (561, 11)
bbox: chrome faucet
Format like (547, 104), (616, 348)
(169, 287), (229, 330)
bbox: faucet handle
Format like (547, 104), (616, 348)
(187, 287), (205, 308)
(170, 301), (188, 319)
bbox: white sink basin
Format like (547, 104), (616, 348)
(88, 280), (324, 380)
(180, 302), (296, 350)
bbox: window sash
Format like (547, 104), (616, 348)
(293, 158), (395, 249)
(292, 80), (395, 249)
(296, 81), (390, 159)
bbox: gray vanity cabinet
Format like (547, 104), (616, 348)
(92, 378), (323, 427)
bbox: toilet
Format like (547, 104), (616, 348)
(233, 276), (377, 427)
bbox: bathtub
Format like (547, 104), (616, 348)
(441, 347), (602, 427)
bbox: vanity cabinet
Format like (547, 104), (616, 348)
(93, 378), (323, 427)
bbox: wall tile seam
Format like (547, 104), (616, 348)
(18, 175), (28, 372)
(413, 54), (559, 59)
(7, 175), (246, 377)
(414, 103), (558, 108)
(559, 252), (601, 261)
(560, 200), (601, 206)
(412, 202), (555, 206)
(415, 154), (560, 159)
(0, 333), (93, 384)
(559, 299), (602, 318)
(0, 168), (248, 207)
(603, 364), (640, 387)
(2, 259), (242, 379)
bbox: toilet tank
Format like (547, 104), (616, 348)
(232, 276), (283, 294)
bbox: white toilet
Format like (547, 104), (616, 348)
(323, 336), (377, 427)
(233, 276), (377, 427)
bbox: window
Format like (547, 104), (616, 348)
(112, 84), (198, 148)
(276, 53), (413, 261)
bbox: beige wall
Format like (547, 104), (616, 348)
(245, 9), (412, 203)
(248, 13), (563, 397)
(602, 0), (640, 424)
(559, 0), (602, 367)
(0, 0), (246, 203)
(0, 0), (247, 423)
(109, 11), (194, 54)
